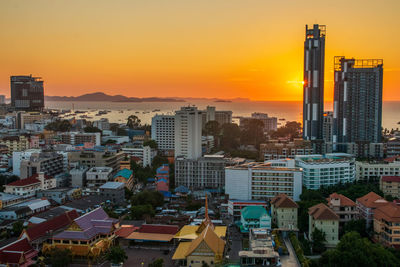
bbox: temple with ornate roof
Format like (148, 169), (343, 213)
(172, 196), (227, 266)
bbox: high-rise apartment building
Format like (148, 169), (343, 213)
(151, 115), (175, 152)
(202, 106), (232, 128)
(174, 106), (202, 159)
(323, 111), (333, 143)
(333, 57), (383, 155)
(303, 24), (326, 141)
(11, 75), (44, 111)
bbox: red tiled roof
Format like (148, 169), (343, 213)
(7, 173), (54, 187)
(309, 203), (339, 221)
(384, 156), (400, 163)
(24, 210), (79, 241)
(6, 177), (40, 187)
(0, 251), (23, 264)
(356, 192), (387, 208)
(382, 176), (400, 183)
(138, 224), (179, 235)
(374, 202), (400, 223)
(115, 226), (138, 238)
(0, 238), (37, 265)
(270, 194), (299, 208)
(327, 193), (356, 207)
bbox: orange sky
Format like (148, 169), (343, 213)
(1, 0), (400, 101)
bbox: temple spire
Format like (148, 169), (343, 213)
(205, 194), (208, 219)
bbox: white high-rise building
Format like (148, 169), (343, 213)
(225, 159), (303, 201)
(151, 115), (175, 152)
(174, 106), (202, 159)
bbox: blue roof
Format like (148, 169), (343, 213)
(156, 164), (169, 174)
(147, 178), (156, 182)
(174, 185), (189, 193)
(156, 178), (168, 183)
(114, 168), (133, 179)
(99, 182), (125, 189)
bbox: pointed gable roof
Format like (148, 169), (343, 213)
(0, 238), (37, 265)
(185, 224), (225, 258)
(309, 203), (339, 221)
(23, 210), (79, 241)
(327, 193), (356, 207)
(271, 194), (299, 208)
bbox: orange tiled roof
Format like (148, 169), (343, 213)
(327, 193), (356, 207)
(185, 224), (225, 258)
(271, 194), (299, 208)
(374, 202), (400, 223)
(356, 192), (387, 208)
(308, 203), (339, 221)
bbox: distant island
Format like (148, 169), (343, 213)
(45, 92), (185, 103)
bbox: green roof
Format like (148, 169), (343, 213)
(114, 168), (133, 179)
(241, 206), (268, 219)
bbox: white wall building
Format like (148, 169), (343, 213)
(121, 145), (156, 167)
(225, 159), (303, 201)
(356, 157), (400, 182)
(12, 149), (41, 176)
(174, 106), (202, 160)
(86, 167), (113, 188)
(295, 153), (355, 190)
(151, 115), (175, 151)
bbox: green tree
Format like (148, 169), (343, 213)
(132, 191), (164, 208)
(143, 139), (158, 149)
(127, 115), (141, 129)
(318, 232), (400, 267)
(12, 221), (24, 236)
(311, 228), (326, 254)
(220, 123), (241, 151)
(202, 262), (210, 267)
(204, 120), (220, 137)
(148, 258), (164, 267)
(270, 121), (301, 139)
(83, 125), (102, 133)
(45, 120), (72, 132)
(240, 118), (265, 147)
(45, 248), (72, 267)
(342, 219), (368, 237)
(130, 204), (155, 220)
(105, 245), (128, 264)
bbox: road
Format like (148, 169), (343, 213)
(280, 237), (301, 267)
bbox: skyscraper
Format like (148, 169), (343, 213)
(10, 75), (44, 111)
(333, 57), (383, 155)
(174, 106), (203, 159)
(303, 24), (326, 141)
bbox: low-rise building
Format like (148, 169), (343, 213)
(99, 182), (125, 205)
(0, 135), (29, 153)
(270, 194), (298, 230)
(0, 192), (25, 209)
(387, 137), (400, 157)
(239, 228), (280, 266)
(37, 188), (82, 204)
(373, 202), (400, 248)
(308, 203), (339, 247)
(225, 160), (302, 201)
(239, 206), (271, 233)
(113, 168), (134, 190)
(121, 145), (156, 167)
(4, 172), (57, 197)
(20, 152), (65, 179)
(380, 176), (400, 199)
(356, 157), (400, 182)
(156, 164), (169, 192)
(356, 192), (388, 228)
(86, 167), (113, 188)
(228, 200), (268, 222)
(175, 155), (227, 190)
(326, 193), (358, 226)
(60, 132), (101, 146)
(260, 139), (313, 161)
(295, 153), (355, 189)
(0, 238), (38, 266)
(68, 149), (124, 176)
(42, 208), (119, 258)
